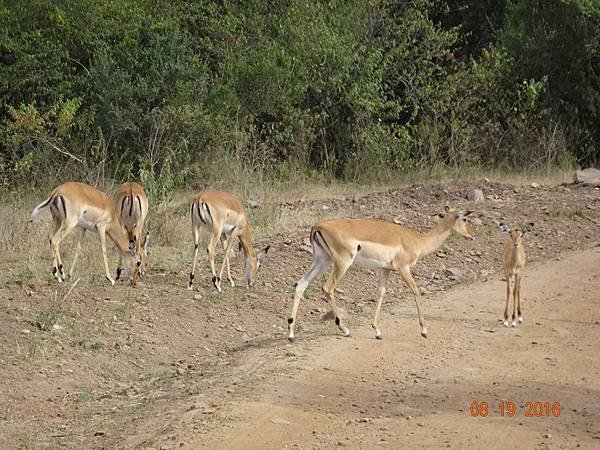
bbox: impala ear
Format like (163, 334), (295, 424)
(522, 222), (534, 234)
(142, 232), (150, 249)
(464, 210), (474, 217)
(444, 205), (450, 213)
(257, 245), (270, 261)
(499, 223), (511, 234)
(128, 240), (136, 256)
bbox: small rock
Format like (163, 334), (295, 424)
(472, 217), (483, 226)
(194, 294), (202, 301)
(466, 189), (485, 203)
(445, 268), (463, 280)
(544, 433), (553, 439)
(322, 205), (329, 210)
(20, 329), (31, 335)
(574, 168), (600, 186)
(531, 182), (541, 189)
(352, 196), (361, 203)
(247, 200), (260, 209)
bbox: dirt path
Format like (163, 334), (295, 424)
(166, 247), (600, 450)
(2, 181), (599, 449)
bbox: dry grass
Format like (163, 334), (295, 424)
(0, 166), (575, 285)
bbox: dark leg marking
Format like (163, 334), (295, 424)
(194, 244), (198, 249)
(288, 317), (294, 324)
(116, 268), (122, 280)
(52, 267), (57, 275)
(189, 273), (194, 280)
(335, 317), (341, 326)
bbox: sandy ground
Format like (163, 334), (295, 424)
(0, 180), (599, 449)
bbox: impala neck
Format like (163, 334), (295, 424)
(416, 215), (456, 258)
(239, 225), (256, 273)
(106, 218), (131, 256)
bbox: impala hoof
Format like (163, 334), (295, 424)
(511, 320), (517, 327)
(375, 332), (383, 340)
(287, 332), (295, 342)
(502, 320), (508, 327)
(342, 328), (351, 337)
(518, 316), (523, 323)
(228, 278), (235, 288)
(421, 327), (428, 338)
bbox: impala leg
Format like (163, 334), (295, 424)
(512, 273), (519, 327)
(288, 246), (330, 341)
(503, 275), (512, 327)
(97, 225), (115, 286)
(322, 261), (351, 337)
(50, 222), (75, 283)
(516, 273), (523, 323)
(207, 230), (222, 292)
(219, 235), (235, 288)
(188, 225), (200, 290)
(399, 266), (427, 338)
(371, 269), (391, 339)
(68, 228), (86, 279)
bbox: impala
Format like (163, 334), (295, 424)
(499, 222), (534, 327)
(114, 181), (149, 280)
(31, 182), (142, 285)
(188, 189), (270, 291)
(287, 207), (475, 341)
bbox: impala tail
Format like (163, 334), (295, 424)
(31, 194), (55, 222)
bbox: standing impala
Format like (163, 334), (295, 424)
(31, 182), (142, 285)
(114, 182), (149, 280)
(499, 222), (534, 327)
(287, 207), (475, 341)
(188, 189), (270, 291)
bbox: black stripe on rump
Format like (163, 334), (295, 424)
(136, 195), (142, 216)
(315, 230), (333, 256)
(54, 195), (67, 219)
(198, 201), (207, 224)
(128, 195), (133, 216)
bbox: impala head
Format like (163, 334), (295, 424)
(442, 206), (475, 240)
(124, 239), (144, 284)
(500, 222), (534, 247)
(243, 245), (271, 287)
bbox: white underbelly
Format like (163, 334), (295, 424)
(222, 223), (235, 234)
(354, 254), (394, 269)
(78, 218), (98, 231)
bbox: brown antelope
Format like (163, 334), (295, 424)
(113, 182), (149, 280)
(287, 207), (475, 341)
(188, 189), (270, 291)
(31, 182), (143, 285)
(499, 222), (534, 327)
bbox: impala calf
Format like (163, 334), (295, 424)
(188, 189), (270, 291)
(287, 207), (475, 341)
(31, 182), (143, 285)
(499, 222), (534, 327)
(114, 182), (149, 280)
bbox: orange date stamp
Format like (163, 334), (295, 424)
(470, 401), (561, 417)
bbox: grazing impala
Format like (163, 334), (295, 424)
(31, 182), (142, 285)
(287, 207), (475, 341)
(188, 189), (270, 291)
(499, 222), (534, 327)
(114, 182), (149, 280)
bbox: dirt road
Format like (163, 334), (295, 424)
(123, 248), (600, 450)
(1, 180), (599, 449)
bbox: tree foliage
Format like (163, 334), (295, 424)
(1, 0), (598, 192)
